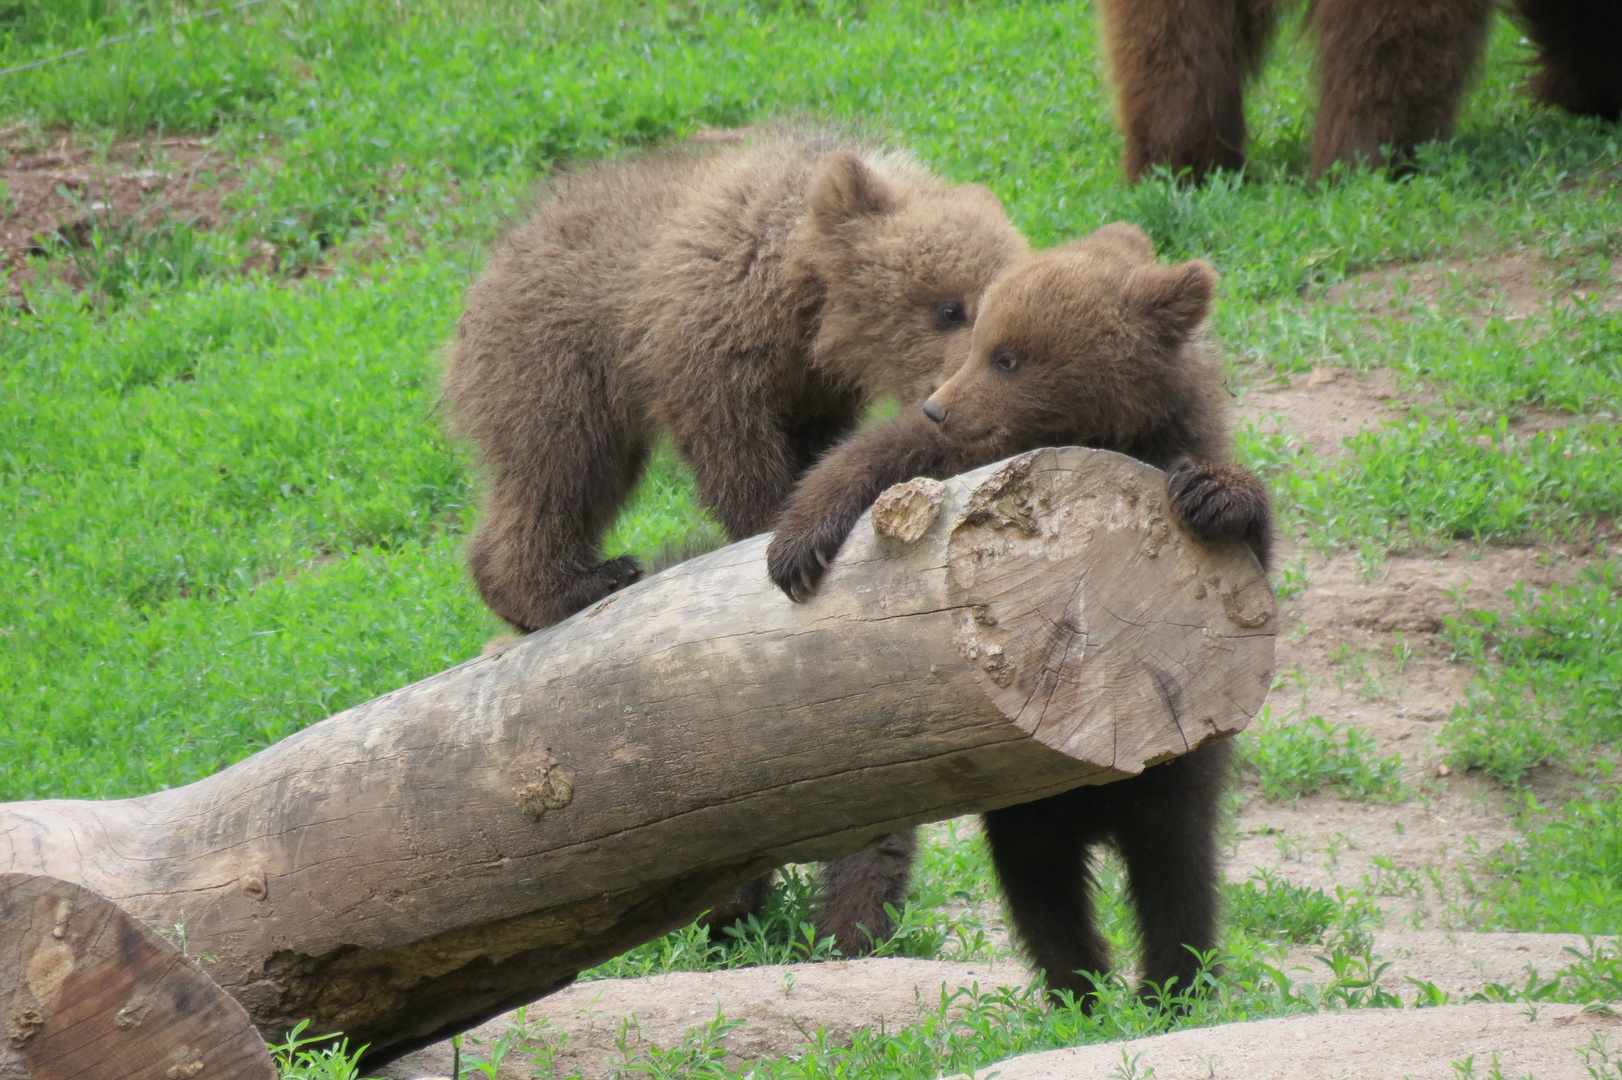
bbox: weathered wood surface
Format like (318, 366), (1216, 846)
(0, 873), (275, 1080)
(0, 448), (1274, 1067)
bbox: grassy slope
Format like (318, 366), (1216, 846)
(4, 1), (1621, 1072)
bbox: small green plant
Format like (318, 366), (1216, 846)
(32, 202), (216, 306)
(1451, 1053), (1532, 1080)
(269, 1021), (372, 1080)
(1580, 1031), (1622, 1080)
(1240, 711), (1407, 801)
(1476, 797), (1622, 933)
(1108, 1048), (1157, 1080)
(1223, 869), (1377, 951)
(613, 1009), (742, 1079)
(1271, 555), (1310, 600)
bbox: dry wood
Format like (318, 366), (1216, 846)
(0, 448), (1274, 1067)
(0, 873), (275, 1080)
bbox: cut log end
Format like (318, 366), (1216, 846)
(0, 873), (275, 1080)
(934, 448), (1275, 778)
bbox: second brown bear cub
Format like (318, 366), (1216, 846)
(767, 223), (1272, 1004)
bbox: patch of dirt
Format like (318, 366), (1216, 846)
(1239, 364), (1412, 457)
(1228, 366), (1599, 916)
(1323, 251), (1622, 319)
(1282, 932), (1616, 1001)
(0, 132), (242, 295)
(979, 1002), (1622, 1080)
(378, 937), (1617, 1080)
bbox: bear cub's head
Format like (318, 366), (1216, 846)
(920, 222), (1225, 467)
(802, 152), (1028, 403)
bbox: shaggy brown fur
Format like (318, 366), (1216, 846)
(443, 130), (1026, 958)
(1519, 0), (1622, 120)
(1098, 0), (1617, 181)
(443, 130), (1026, 633)
(1100, 0), (1280, 183)
(766, 223), (1272, 1004)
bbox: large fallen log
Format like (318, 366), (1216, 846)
(0, 448), (1275, 1067)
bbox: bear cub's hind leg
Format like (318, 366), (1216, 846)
(815, 829), (919, 957)
(984, 800), (1112, 1007)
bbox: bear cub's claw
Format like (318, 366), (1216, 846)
(766, 527), (843, 603)
(593, 554), (645, 593)
(1165, 458), (1269, 547)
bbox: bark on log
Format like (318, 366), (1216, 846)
(0, 448), (1275, 1067)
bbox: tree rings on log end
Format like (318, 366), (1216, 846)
(946, 447), (1276, 780)
(0, 873), (275, 1080)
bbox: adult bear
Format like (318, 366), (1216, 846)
(1098, 0), (1621, 182)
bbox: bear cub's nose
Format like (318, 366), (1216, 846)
(922, 400), (947, 424)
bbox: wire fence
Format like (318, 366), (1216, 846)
(0, 0), (272, 78)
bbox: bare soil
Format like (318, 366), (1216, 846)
(380, 255), (1617, 1079)
(0, 131), (241, 296)
(1322, 250), (1622, 318)
(983, 1003), (1622, 1080)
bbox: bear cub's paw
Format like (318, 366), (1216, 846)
(549, 555), (645, 622)
(766, 524), (846, 603)
(591, 554), (645, 594)
(1165, 458), (1269, 547)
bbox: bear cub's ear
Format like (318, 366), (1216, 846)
(809, 151), (902, 234)
(1129, 259), (1219, 344)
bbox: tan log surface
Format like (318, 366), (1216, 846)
(0, 873), (275, 1080)
(0, 448), (1274, 1067)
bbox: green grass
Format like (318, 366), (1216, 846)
(1473, 793), (1622, 933)
(1238, 710), (1408, 802)
(2, 0), (1615, 805)
(1442, 560), (1622, 785)
(4, 0), (1622, 1074)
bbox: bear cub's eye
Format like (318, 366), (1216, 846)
(934, 300), (967, 330)
(993, 351), (1021, 373)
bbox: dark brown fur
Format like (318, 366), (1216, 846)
(1097, 0), (1617, 181)
(767, 223), (1272, 1004)
(443, 130), (1026, 633)
(443, 131), (1026, 957)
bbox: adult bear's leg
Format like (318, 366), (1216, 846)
(1515, 0), (1622, 121)
(1309, 0), (1494, 177)
(1098, 0), (1281, 182)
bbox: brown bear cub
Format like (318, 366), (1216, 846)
(767, 222), (1272, 1005)
(443, 130), (1027, 958)
(443, 130), (1026, 634)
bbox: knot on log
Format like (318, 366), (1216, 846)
(871, 477), (945, 544)
(512, 748), (575, 820)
